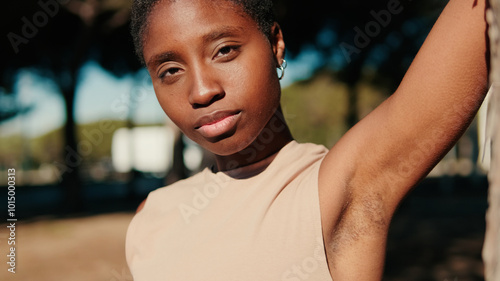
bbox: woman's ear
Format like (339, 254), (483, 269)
(270, 22), (286, 66)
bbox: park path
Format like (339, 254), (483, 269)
(0, 212), (134, 281)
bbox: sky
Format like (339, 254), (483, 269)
(0, 48), (324, 139)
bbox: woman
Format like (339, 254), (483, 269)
(126, 0), (489, 280)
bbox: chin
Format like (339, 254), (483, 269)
(204, 136), (256, 157)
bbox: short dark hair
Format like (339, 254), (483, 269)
(130, 0), (276, 65)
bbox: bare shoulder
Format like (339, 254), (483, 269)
(136, 199), (147, 213)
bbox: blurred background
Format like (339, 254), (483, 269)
(0, 0), (490, 280)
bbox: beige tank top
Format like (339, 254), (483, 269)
(126, 141), (333, 280)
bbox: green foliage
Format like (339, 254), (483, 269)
(75, 120), (128, 162)
(282, 72), (349, 147)
(29, 127), (64, 166)
(0, 120), (169, 170)
(0, 134), (24, 169)
(282, 69), (390, 148)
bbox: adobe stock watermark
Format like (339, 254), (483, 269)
(7, 0), (71, 54)
(6, 169), (17, 274)
(340, 0), (410, 63)
(52, 119), (118, 180)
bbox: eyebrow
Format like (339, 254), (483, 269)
(147, 26), (245, 69)
(147, 51), (181, 70)
(201, 26), (245, 45)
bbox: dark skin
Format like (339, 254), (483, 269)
(143, 0), (291, 174)
(138, 0), (489, 280)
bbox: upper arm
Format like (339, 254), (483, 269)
(318, 0), (489, 277)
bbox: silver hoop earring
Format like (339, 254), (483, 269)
(277, 59), (287, 80)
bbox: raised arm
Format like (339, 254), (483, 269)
(318, 0), (489, 279)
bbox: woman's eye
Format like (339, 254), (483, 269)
(160, 67), (180, 78)
(218, 46), (232, 56)
(157, 66), (183, 84)
(215, 45), (240, 59)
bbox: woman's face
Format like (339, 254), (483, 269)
(143, 0), (285, 156)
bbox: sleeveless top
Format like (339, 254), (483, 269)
(126, 141), (334, 280)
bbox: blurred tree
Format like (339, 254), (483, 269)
(0, 0), (447, 213)
(0, 100), (32, 123)
(275, 0), (447, 126)
(0, 0), (141, 212)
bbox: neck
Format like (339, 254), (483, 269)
(214, 107), (293, 177)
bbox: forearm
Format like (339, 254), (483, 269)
(388, 0), (489, 179)
(340, 0), (489, 209)
(397, 0), (489, 105)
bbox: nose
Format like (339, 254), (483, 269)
(188, 66), (225, 108)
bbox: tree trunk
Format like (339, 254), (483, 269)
(483, 1), (500, 279)
(60, 85), (84, 213)
(59, 19), (95, 213)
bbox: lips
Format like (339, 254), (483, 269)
(194, 110), (241, 139)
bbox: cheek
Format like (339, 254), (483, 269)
(230, 55), (280, 104)
(155, 91), (186, 127)
(154, 91), (203, 145)
(250, 63), (281, 112)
